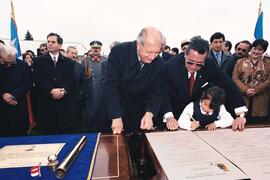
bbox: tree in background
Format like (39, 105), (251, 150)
(24, 30), (34, 40)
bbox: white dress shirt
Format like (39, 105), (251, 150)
(178, 102), (234, 130)
(49, 52), (59, 62)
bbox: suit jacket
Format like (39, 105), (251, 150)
(105, 41), (166, 131)
(0, 60), (32, 136)
(161, 53), (245, 119)
(208, 50), (234, 77)
(33, 53), (77, 133)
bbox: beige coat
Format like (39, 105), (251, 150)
(232, 58), (270, 116)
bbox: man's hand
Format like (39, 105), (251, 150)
(3, 93), (14, 103)
(140, 112), (154, 130)
(232, 117), (246, 131)
(205, 122), (216, 131)
(111, 118), (123, 134)
(191, 121), (200, 130)
(2, 93), (18, 106)
(50, 88), (64, 99)
(245, 88), (256, 97)
(166, 117), (179, 130)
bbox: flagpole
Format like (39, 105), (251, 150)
(258, 0), (262, 16)
(254, 0), (263, 39)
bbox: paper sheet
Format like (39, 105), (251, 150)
(146, 131), (248, 180)
(195, 128), (270, 180)
(0, 143), (65, 168)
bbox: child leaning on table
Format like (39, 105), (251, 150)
(178, 86), (234, 131)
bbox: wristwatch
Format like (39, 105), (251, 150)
(237, 113), (245, 118)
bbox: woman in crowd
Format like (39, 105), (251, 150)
(233, 39), (270, 123)
(22, 51), (34, 67)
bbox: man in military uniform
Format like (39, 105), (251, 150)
(84, 40), (109, 132)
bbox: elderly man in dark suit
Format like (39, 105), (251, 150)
(0, 44), (32, 136)
(33, 33), (77, 134)
(162, 36), (248, 131)
(105, 27), (166, 134)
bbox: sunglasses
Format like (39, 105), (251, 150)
(186, 60), (205, 68)
(236, 48), (247, 53)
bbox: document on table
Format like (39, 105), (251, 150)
(195, 128), (270, 180)
(0, 143), (65, 168)
(146, 131), (248, 180)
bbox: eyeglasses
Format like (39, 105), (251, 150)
(236, 47), (248, 53)
(186, 59), (205, 68)
(0, 61), (17, 67)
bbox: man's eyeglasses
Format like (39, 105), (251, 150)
(186, 59), (205, 68)
(236, 48), (248, 53)
(0, 61), (17, 67)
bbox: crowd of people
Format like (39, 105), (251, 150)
(0, 27), (269, 137)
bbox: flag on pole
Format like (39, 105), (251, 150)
(254, 0), (263, 39)
(10, 0), (22, 58)
(30, 162), (41, 177)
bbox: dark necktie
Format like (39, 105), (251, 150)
(137, 60), (144, 71)
(53, 56), (57, 66)
(139, 61), (144, 70)
(189, 73), (195, 97)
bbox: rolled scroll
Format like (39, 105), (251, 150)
(55, 136), (87, 179)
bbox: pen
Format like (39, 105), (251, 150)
(187, 113), (196, 121)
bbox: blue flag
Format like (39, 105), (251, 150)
(254, 12), (263, 39)
(10, 0), (21, 59)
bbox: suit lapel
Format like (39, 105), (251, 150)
(177, 57), (189, 97)
(125, 41), (143, 81)
(193, 72), (203, 93)
(45, 53), (61, 67)
(210, 50), (220, 67)
(128, 41), (154, 80)
(128, 41), (139, 70)
(221, 52), (228, 66)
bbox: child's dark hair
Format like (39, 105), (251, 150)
(201, 86), (225, 112)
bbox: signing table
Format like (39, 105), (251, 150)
(0, 133), (131, 180)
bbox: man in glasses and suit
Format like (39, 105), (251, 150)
(38, 43), (48, 56)
(161, 36), (248, 132)
(219, 40), (251, 80)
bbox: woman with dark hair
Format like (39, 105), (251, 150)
(233, 39), (270, 124)
(22, 52), (34, 67)
(223, 40), (232, 54)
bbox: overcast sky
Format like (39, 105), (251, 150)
(1, 0), (269, 54)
